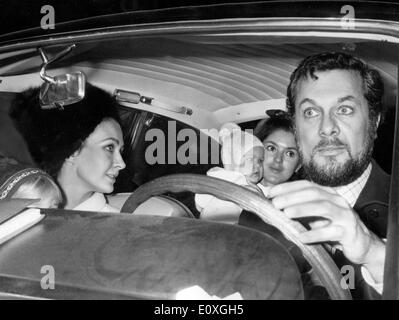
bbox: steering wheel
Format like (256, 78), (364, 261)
(121, 173), (352, 300)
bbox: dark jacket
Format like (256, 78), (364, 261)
(238, 160), (390, 300)
(335, 160), (390, 300)
(354, 160), (390, 238)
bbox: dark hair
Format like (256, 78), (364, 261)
(286, 52), (385, 122)
(254, 110), (294, 142)
(10, 83), (121, 177)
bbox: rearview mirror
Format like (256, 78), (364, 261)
(39, 72), (86, 110)
(38, 45), (86, 110)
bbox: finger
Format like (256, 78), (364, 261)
(297, 225), (345, 244)
(308, 219), (331, 229)
(269, 180), (335, 198)
(283, 200), (347, 221)
(273, 188), (349, 210)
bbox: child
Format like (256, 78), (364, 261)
(0, 157), (62, 209)
(195, 122), (265, 223)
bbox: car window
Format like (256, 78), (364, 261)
(114, 105), (221, 193)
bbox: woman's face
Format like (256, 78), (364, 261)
(261, 129), (300, 186)
(73, 118), (126, 194)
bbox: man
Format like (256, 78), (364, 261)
(240, 52), (389, 299)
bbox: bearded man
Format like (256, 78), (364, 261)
(240, 52), (389, 299)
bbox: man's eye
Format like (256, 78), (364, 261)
(265, 145), (276, 152)
(336, 105), (354, 115)
(303, 108), (319, 118)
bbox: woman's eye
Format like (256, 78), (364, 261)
(105, 145), (115, 152)
(285, 150), (297, 158)
(303, 108), (319, 118)
(265, 145), (276, 152)
(337, 105), (354, 115)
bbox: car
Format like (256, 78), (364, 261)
(0, 0), (398, 300)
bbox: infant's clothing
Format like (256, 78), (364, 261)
(195, 167), (265, 224)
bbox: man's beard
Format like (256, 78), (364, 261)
(299, 123), (376, 187)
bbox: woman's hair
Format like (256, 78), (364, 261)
(254, 110), (294, 142)
(10, 83), (121, 177)
(12, 174), (63, 207)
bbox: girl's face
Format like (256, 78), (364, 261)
(73, 119), (126, 194)
(262, 129), (300, 186)
(238, 146), (265, 184)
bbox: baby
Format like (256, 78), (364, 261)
(0, 157), (62, 209)
(195, 123), (265, 223)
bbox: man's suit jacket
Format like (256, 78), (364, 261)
(238, 160), (390, 299)
(354, 160), (390, 238)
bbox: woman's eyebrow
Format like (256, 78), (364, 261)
(99, 137), (124, 149)
(100, 137), (121, 144)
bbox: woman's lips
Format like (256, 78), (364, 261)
(106, 173), (117, 181)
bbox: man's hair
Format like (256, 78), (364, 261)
(254, 112), (294, 142)
(286, 52), (385, 122)
(10, 83), (121, 177)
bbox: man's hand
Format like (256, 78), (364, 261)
(269, 180), (385, 283)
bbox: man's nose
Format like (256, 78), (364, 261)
(319, 114), (339, 137)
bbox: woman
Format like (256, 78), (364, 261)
(254, 109), (301, 196)
(10, 83), (126, 212)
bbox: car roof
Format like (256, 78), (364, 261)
(1, 0), (399, 43)
(0, 1), (398, 128)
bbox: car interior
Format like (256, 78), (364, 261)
(0, 16), (398, 299)
(0, 36), (397, 215)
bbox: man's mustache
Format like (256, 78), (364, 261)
(313, 138), (348, 152)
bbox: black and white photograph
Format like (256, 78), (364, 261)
(0, 0), (398, 307)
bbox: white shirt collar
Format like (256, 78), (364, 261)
(73, 192), (118, 212)
(334, 163), (372, 207)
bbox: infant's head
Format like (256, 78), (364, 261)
(0, 159), (62, 208)
(219, 123), (264, 184)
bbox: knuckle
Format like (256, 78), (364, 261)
(333, 225), (345, 238)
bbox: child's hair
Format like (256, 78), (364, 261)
(0, 158), (63, 208)
(254, 110), (294, 142)
(12, 174), (62, 208)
